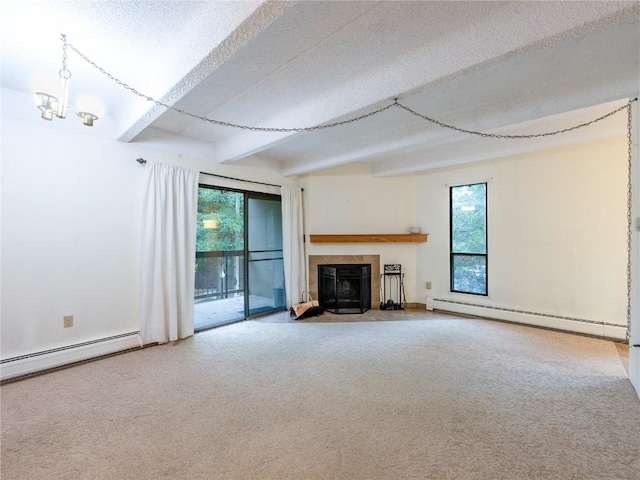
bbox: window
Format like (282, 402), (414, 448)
(450, 182), (487, 295)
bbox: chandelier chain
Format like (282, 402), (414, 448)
(395, 101), (634, 139)
(66, 41), (395, 132)
(59, 34), (71, 80)
(66, 40), (637, 137)
(627, 103), (633, 343)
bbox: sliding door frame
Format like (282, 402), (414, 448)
(244, 191), (285, 318)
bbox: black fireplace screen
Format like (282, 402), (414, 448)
(318, 264), (371, 314)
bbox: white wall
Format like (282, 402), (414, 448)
(0, 109), (296, 374)
(300, 164), (420, 303)
(2, 119), (141, 360)
(416, 138), (628, 338)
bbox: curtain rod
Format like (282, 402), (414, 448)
(135, 158), (301, 190)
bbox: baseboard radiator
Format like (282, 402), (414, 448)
(427, 297), (626, 340)
(1, 332), (140, 381)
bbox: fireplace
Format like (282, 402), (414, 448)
(308, 255), (380, 308)
(318, 264), (371, 314)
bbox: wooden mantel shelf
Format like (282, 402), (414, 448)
(309, 233), (428, 243)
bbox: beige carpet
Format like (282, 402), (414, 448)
(1, 312), (639, 479)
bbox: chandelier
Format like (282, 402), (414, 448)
(34, 34), (98, 126)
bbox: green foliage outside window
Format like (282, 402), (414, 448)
(451, 255), (487, 295)
(451, 183), (487, 254)
(450, 183), (487, 295)
(197, 187), (244, 252)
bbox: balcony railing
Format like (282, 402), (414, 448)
(195, 250), (244, 300)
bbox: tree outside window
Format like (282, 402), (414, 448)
(197, 187), (244, 252)
(450, 183), (487, 295)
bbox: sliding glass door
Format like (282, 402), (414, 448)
(194, 188), (245, 330)
(194, 187), (284, 331)
(246, 194), (285, 316)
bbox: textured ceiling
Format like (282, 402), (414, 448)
(1, 1), (638, 176)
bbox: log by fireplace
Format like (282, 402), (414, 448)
(318, 264), (371, 314)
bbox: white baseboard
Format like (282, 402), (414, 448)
(1, 332), (141, 381)
(427, 297), (626, 340)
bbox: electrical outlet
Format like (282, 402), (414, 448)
(425, 281), (432, 290)
(63, 315), (74, 328)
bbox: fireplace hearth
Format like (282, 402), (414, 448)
(318, 264), (371, 314)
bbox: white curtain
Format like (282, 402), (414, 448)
(281, 186), (306, 308)
(139, 161), (199, 345)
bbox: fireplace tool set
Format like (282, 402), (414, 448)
(380, 264), (407, 310)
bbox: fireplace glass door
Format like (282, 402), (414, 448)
(318, 264), (371, 314)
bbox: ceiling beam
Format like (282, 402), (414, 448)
(214, 1), (639, 165)
(117, 1), (295, 143)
